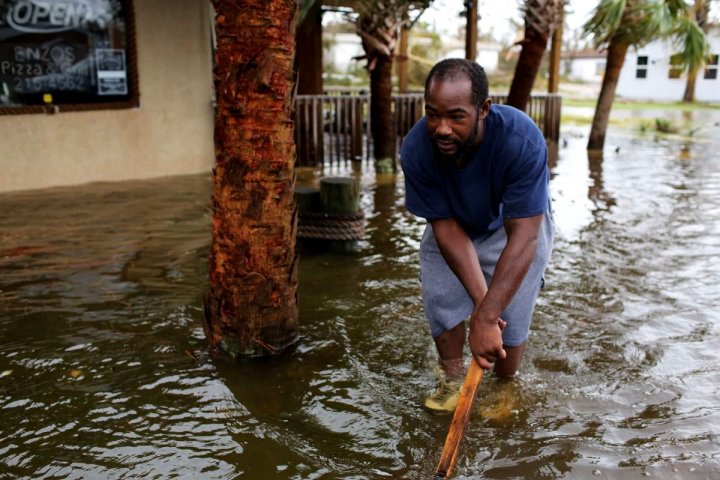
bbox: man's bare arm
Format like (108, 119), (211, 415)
(468, 214), (543, 365)
(430, 218), (488, 305)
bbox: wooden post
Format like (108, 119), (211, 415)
(297, 177), (364, 251)
(398, 23), (410, 93)
(294, 186), (321, 213)
(320, 177), (360, 214)
(465, 0), (477, 61)
(351, 96), (364, 160)
(548, 8), (563, 93)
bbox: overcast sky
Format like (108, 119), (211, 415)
(423, 0), (598, 42)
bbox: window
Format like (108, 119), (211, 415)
(0, 0), (138, 115)
(704, 54), (718, 80)
(595, 61), (605, 76)
(668, 53), (683, 79)
(636, 55), (648, 79)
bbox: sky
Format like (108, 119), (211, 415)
(423, 0), (598, 43)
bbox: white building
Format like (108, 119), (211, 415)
(616, 28), (720, 102)
(325, 32), (493, 74)
(444, 41), (502, 72)
(326, 33), (365, 73)
(563, 49), (606, 83)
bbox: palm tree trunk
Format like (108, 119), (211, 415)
(506, 28), (549, 111)
(204, 0), (300, 359)
(370, 55), (396, 165)
(683, 0), (709, 103)
(683, 67), (698, 102)
(295, 0), (324, 165)
(295, 0), (323, 95)
(587, 38), (628, 151)
(465, 0), (478, 60)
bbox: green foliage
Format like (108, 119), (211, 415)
(672, 15), (709, 70)
(582, 0), (709, 73)
(582, 0), (627, 45)
(655, 117), (679, 133)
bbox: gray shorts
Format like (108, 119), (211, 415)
(419, 212), (554, 346)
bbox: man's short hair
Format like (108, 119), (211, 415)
(424, 59), (489, 110)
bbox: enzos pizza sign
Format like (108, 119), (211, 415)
(0, 0), (136, 112)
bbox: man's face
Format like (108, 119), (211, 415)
(424, 78), (491, 166)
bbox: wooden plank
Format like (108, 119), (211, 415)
(434, 360), (484, 479)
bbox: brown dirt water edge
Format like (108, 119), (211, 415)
(1, 115), (719, 479)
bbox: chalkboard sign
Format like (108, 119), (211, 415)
(0, 0), (137, 113)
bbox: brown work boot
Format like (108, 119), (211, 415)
(424, 366), (463, 414)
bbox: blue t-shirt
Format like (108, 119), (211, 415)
(400, 104), (550, 239)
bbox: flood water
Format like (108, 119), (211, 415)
(1, 112), (720, 479)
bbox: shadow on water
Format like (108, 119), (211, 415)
(1, 111), (720, 479)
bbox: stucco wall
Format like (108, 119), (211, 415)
(0, 0), (215, 193)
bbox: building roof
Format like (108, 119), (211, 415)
(562, 48), (606, 60)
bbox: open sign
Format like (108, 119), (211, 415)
(0, 0), (136, 111)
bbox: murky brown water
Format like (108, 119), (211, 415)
(1, 111), (720, 479)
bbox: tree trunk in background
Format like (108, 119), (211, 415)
(354, 2), (419, 171)
(507, 0), (562, 110)
(465, 0), (477, 61)
(295, 0), (323, 95)
(683, 67), (698, 102)
(397, 23), (409, 93)
(506, 28), (549, 110)
(683, 0), (709, 103)
(587, 39), (629, 151)
(547, 9), (563, 93)
(295, 0), (324, 164)
(370, 55), (396, 162)
(204, 0), (299, 359)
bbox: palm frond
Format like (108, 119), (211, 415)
(582, 0), (627, 46)
(671, 14), (709, 70)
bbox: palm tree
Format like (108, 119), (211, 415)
(683, 0), (711, 102)
(584, 0), (707, 151)
(347, 0), (431, 171)
(506, 0), (564, 111)
(296, 0), (324, 96)
(204, 0), (300, 359)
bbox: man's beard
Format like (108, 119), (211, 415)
(431, 120), (479, 169)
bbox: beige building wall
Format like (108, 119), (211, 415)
(0, 0), (215, 193)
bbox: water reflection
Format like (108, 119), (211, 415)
(1, 113), (720, 478)
(587, 150), (616, 217)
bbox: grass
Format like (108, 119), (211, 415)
(563, 97), (720, 110)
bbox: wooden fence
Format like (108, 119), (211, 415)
(295, 90), (561, 167)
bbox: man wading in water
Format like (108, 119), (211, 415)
(401, 59), (554, 413)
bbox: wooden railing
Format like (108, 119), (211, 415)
(294, 91), (562, 167)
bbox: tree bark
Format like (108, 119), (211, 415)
(295, 0), (323, 95)
(683, 0), (709, 103)
(587, 39), (629, 151)
(204, 0), (299, 359)
(294, 0), (323, 164)
(683, 67), (698, 103)
(548, 9), (563, 93)
(397, 24), (409, 93)
(370, 55), (396, 164)
(506, 28), (549, 111)
(465, 0), (478, 61)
